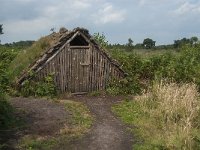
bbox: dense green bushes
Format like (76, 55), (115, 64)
(0, 46), (19, 129)
(109, 44), (200, 95)
(20, 74), (57, 98)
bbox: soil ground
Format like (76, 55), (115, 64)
(67, 95), (133, 150)
(1, 95), (133, 150)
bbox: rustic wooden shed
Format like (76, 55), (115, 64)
(18, 27), (125, 93)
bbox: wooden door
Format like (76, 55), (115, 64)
(69, 46), (90, 93)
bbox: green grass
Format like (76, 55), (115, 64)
(63, 100), (93, 133)
(18, 100), (93, 150)
(112, 82), (200, 150)
(9, 33), (60, 81)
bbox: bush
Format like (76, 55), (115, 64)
(109, 44), (200, 95)
(20, 74), (57, 98)
(0, 99), (14, 129)
(0, 46), (18, 129)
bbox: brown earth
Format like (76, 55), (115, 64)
(66, 95), (133, 150)
(1, 95), (133, 150)
(0, 97), (72, 150)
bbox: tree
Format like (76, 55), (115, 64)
(0, 24), (3, 35)
(174, 37), (198, 48)
(127, 38), (133, 47)
(93, 32), (108, 48)
(126, 38), (134, 51)
(174, 40), (181, 48)
(143, 38), (156, 49)
(0, 24), (3, 44)
(190, 36), (198, 46)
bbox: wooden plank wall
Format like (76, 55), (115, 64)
(36, 44), (124, 93)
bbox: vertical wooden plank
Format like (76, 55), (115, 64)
(100, 55), (104, 90)
(99, 55), (102, 90)
(63, 47), (65, 91)
(74, 49), (76, 93)
(76, 49), (79, 92)
(66, 46), (69, 91)
(86, 48), (90, 92)
(91, 47), (94, 91)
(101, 55), (104, 89)
(103, 59), (106, 89)
(77, 49), (79, 92)
(79, 48), (82, 92)
(72, 48), (75, 92)
(59, 52), (63, 92)
(81, 48), (84, 92)
(52, 58), (56, 87)
(66, 47), (69, 92)
(62, 49), (65, 92)
(71, 49), (74, 92)
(70, 48), (73, 92)
(83, 48), (86, 92)
(97, 52), (100, 91)
(69, 47), (72, 91)
(58, 54), (61, 92)
(88, 46), (92, 92)
(94, 49), (97, 91)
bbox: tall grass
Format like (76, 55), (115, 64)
(139, 82), (200, 149)
(113, 81), (200, 149)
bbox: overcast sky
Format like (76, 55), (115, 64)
(1, 0), (200, 45)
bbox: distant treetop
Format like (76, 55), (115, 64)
(0, 24), (3, 35)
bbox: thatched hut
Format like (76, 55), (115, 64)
(18, 27), (125, 93)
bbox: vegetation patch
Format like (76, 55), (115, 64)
(108, 44), (200, 95)
(112, 81), (200, 149)
(20, 73), (57, 98)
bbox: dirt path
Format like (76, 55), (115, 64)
(67, 95), (133, 150)
(2, 96), (133, 150)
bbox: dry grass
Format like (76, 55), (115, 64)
(113, 81), (200, 149)
(137, 82), (200, 149)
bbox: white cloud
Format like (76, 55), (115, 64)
(72, 0), (92, 9)
(42, 0), (92, 19)
(138, 0), (186, 7)
(4, 17), (52, 36)
(14, 0), (34, 2)
(93, 3), (126, 24)
(174, 2), (200, 15)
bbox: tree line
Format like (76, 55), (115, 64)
(0, 24), (199, 51)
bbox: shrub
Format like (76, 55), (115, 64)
(20, 74), (57, 98)
(0, 46), (18, 129)
(109, 44), (200, 95)
(0, 99), (14, 129)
